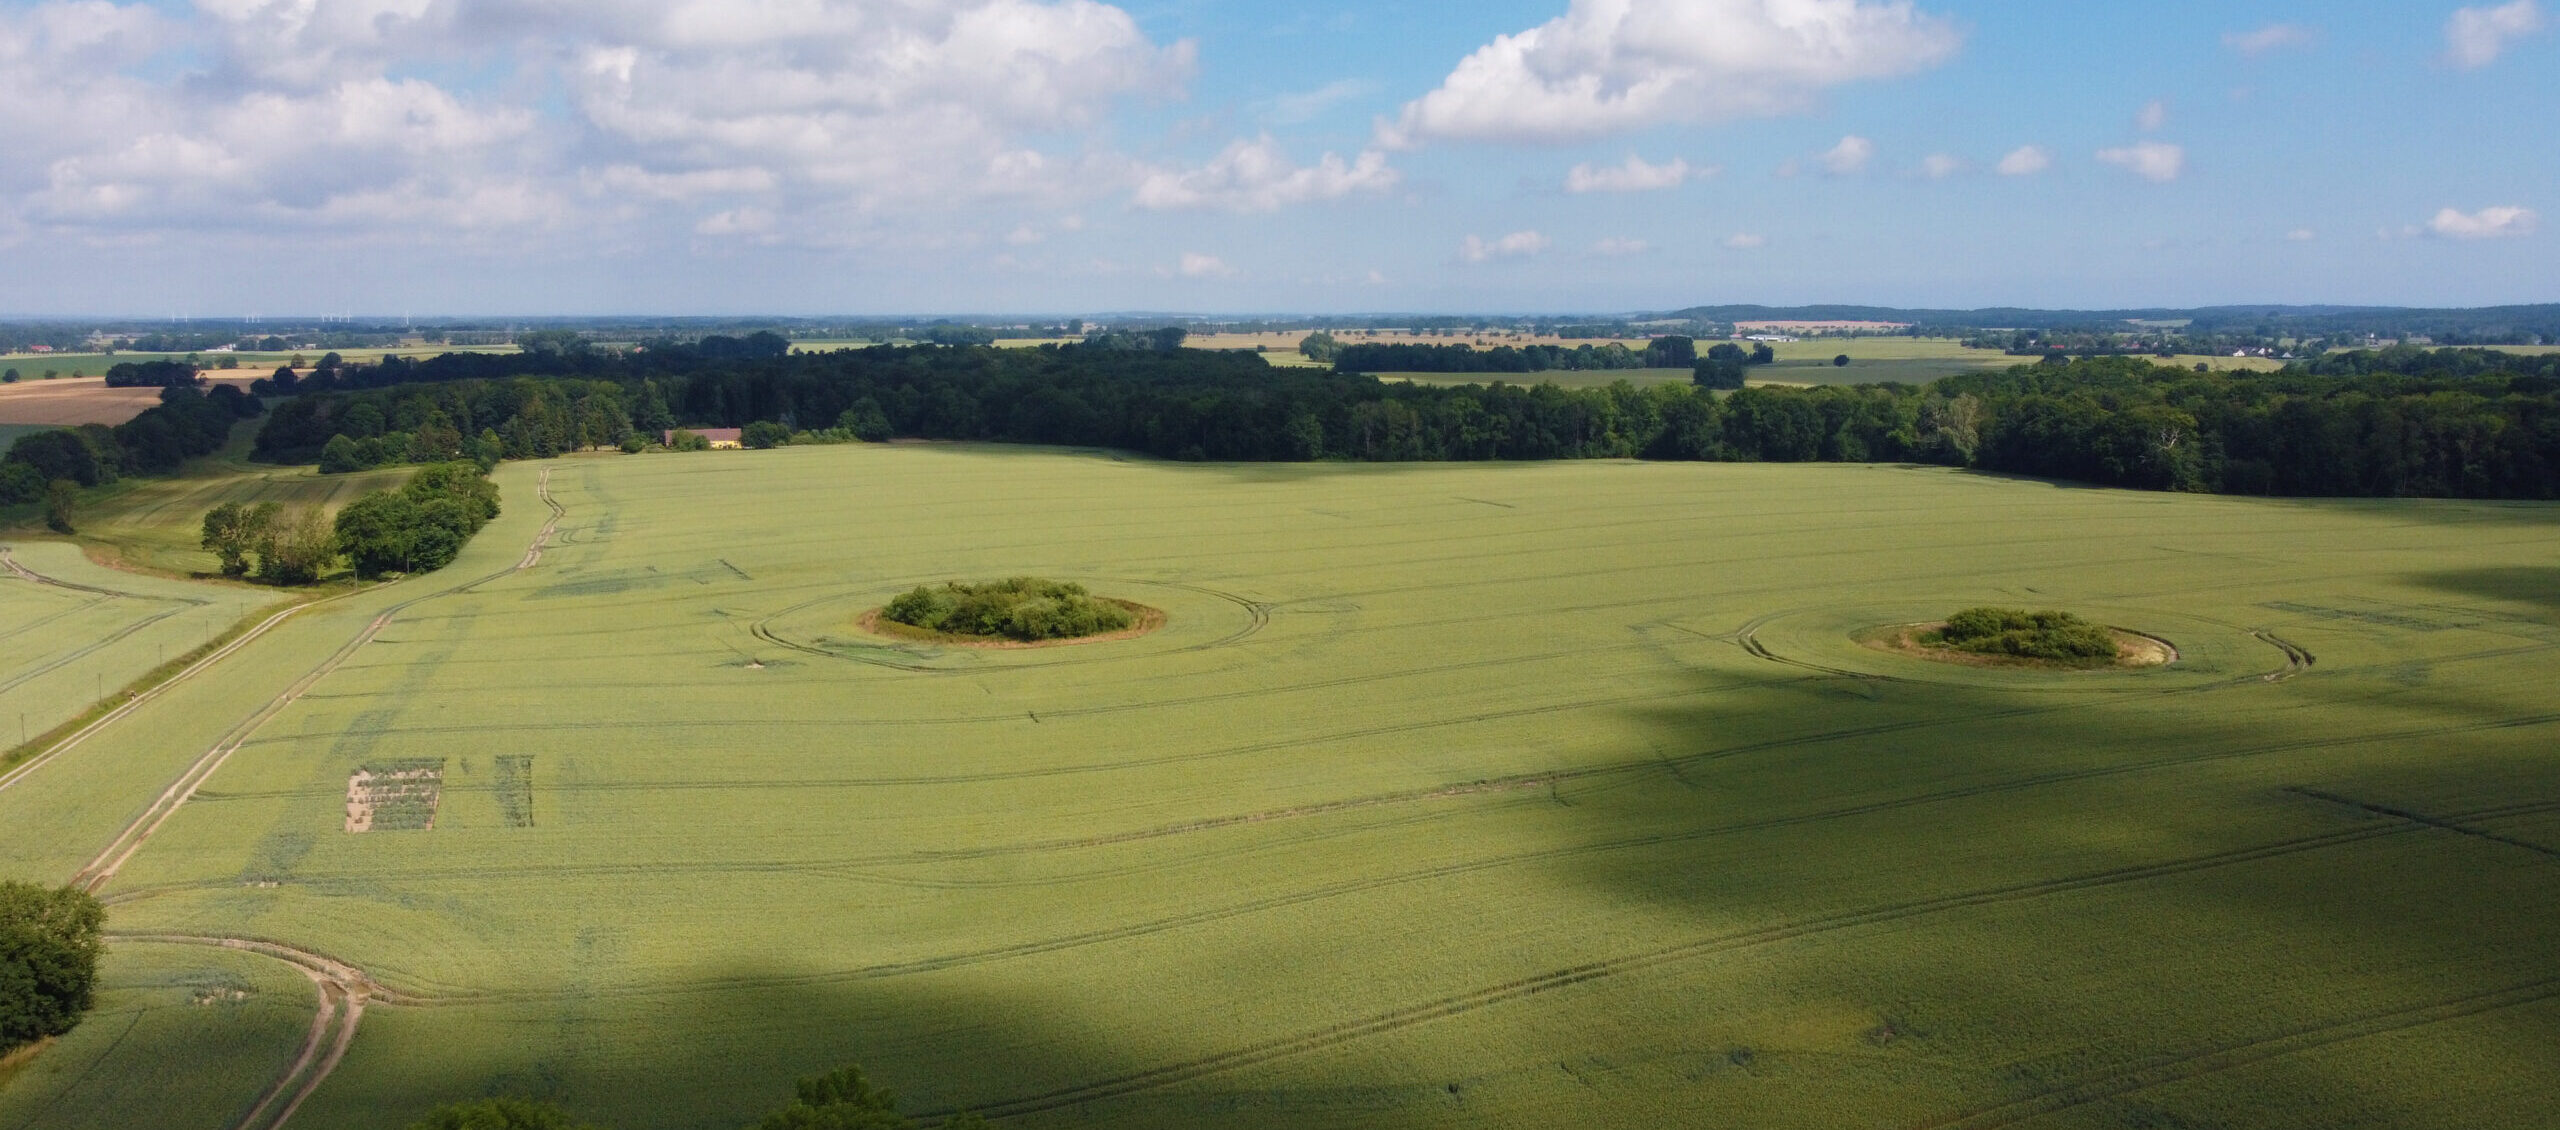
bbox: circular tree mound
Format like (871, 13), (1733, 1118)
(1865, 607), (2174, 670)
(867, 578), (1159, 646)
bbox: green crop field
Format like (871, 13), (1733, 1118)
(1, 445), (2555, 1130)
(66, 450), (415, 577)
(0, 540), (273, 748)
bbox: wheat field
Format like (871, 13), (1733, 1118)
(1, 444), (2555, 1129)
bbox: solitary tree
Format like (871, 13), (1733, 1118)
(42, 480), (77, 534)
(1834, 354), (1852, 368)
(0, 882), (104, 1051)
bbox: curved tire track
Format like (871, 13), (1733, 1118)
(65, 470), (563, 1130)
(74, 469), (562, 892)
(750, 578), (1270, 674)
(106, 933), (423, 1130)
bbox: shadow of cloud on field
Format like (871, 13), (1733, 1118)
(2410, 567), (2560, 618)
(1557, 650), (2560, 1130)
(310, 968), (1499, 1130)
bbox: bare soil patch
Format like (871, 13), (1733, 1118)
(855, 599), (1166, 649)
(1857, 623), (2177, 671)
(0, 375), (262, 427)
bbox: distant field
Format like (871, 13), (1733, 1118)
(0, 375), (262, 428)
(1383, 339), (2016, 390)
(1, 445), (2552, 1130)
(66, 442), (415, 577)
(1387, 367), (1697, 390)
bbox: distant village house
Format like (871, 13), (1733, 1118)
(667, 428), (745, 449)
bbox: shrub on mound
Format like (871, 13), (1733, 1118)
(884, 578), (1135, 642)
(1929, 608), (2119, 661)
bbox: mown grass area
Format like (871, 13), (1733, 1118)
(1, 447), (2555, 1130)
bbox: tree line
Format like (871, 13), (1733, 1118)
(1330, 336), (1698, 374)
(2, 383), (265, 528)
(230, 342), (2560, 500)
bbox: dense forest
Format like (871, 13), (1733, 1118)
(221, 340), (2560, 500)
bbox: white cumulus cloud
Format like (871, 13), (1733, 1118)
(1381, 0), (1962, 146)
(2136, 100), (2168, 132)
(2287, 228), (2317, 242)
(1593, 236), (1650, 256)
(0, 0), (1200, 244)
(1724, 232), (1768, 249)
(2098, 141), (2185, 183)
(1177, 251), (1237, 277)
(1996, 145), (2051, 176)
(1565, 154), (1696, 193)
(2224, 23), (2317, 56)
(1459, 230), (1551, 263)
(1819, 135), (1875, 176)
(1918, 153), (1965, 179)
(2445, 0), (2545, 67)
(1134, 135), (1400, 212)
(2429, 205), (2540, 239)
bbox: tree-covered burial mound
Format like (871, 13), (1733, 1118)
(1865, 608), (2174, 670)
(878, 578), (1142, 643)
(1932, 608), (2120, 660)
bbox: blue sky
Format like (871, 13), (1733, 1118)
(0, 0), (2550, 316)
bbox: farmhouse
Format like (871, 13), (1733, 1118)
(666, 427), (744, 449)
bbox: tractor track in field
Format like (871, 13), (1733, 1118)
(1727, 612), (2319, 691)
(1, 546), (216, 604)
(1908, 976), (2560, 1130)
(345, 787), (2560, 1014)
(113, 712), (2560, 911)
(0, 546), (213, 698)
(0, 591), (115, 646)
(748, 578), (1270, 673)
(2287, 787), (2560, 861)
(238, 638), (1697, 736)
(106, 933), (427, 1130)
(925, 816), (2516, 1123)
(0, 593), (329, 801)
(72, 469), (562, 893)
(57, 470), (564, 1130)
